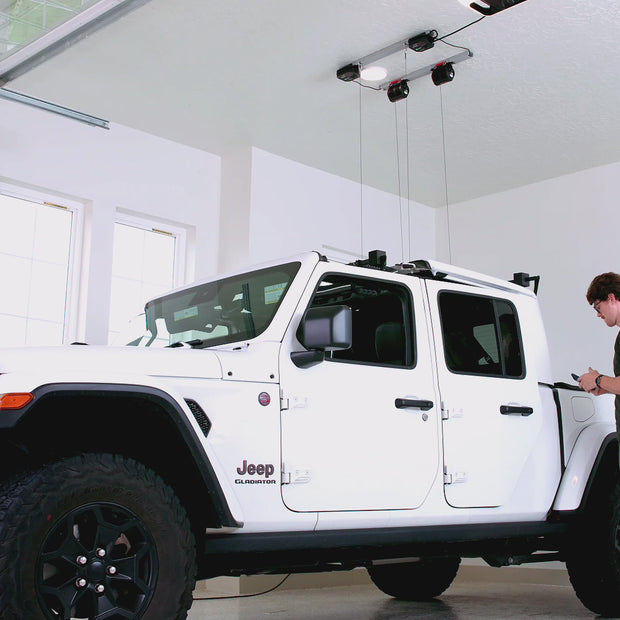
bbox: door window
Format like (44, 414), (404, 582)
(438, 292), (524, 378)
(306, 274), (414, 367)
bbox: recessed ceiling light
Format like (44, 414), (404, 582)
(360, 66), (388, 82)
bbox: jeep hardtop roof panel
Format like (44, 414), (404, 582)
(410, 259), (537, 297)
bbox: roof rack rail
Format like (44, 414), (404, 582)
(345, 251), (537, 296)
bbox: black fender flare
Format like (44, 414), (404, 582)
(3, 382), (242, 528)
(578, 432), (619, 512)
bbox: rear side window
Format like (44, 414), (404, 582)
(438, 292), (524, 378)
(306, 274), (415, 367)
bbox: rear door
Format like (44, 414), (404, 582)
(279, 265), (441, 512)
(426, 281), (543, 508)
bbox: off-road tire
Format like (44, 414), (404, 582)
(0, 453), (196, 619)
(566, 479), (620, 617)
(368, 556), (461, 600)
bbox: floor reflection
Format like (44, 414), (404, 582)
(188, 579), (595, 620)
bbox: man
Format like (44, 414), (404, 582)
(579, 272), (620, 453)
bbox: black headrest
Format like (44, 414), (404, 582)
(375, 322), (405, 365)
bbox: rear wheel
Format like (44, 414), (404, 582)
(368, 557), (461, 600)
(566, 479), (620, 616)
(0, 453), (196, 620)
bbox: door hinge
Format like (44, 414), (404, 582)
(281, 464), (311, 485)
(441, 405), (464, 421)
(280, 393), (308, 411)
(444, 467), (467, 485)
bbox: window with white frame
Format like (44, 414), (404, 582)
(0, 188), (81, 346)
(108, 215), (186, 344)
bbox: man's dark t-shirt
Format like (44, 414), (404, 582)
(614, 331), (620, 429)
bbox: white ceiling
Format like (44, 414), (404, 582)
(8, 0), (620, 207)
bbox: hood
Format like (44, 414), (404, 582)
(0, 345), (223, 380)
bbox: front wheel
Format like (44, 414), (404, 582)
(0, 453), (196, 620)
(566, 479), (620, 616)
(368, 557), (461, 600)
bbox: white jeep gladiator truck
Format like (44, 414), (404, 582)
(0, 250), (618, 619)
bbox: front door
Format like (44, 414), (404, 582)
(279, 266), (440, 512)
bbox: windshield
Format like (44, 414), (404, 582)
(126, 262), (300, 348)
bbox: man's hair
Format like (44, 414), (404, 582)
(586, 272), (620, 304)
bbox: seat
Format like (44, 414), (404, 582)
(374, 322), (406, 365)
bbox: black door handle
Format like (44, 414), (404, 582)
(395, 398), (434, 411)
(500, 405), (533, 416)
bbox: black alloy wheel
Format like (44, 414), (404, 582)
(0, 453), (196, 620)
(37, 501), (157, 618)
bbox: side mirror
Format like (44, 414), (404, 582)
(291, 305), (352, 368)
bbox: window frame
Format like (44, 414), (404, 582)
(437, 289), (525, 379)
(108, 212), (188, 344)
(0, 181), (83, 344)
(113, 212), (187, 288)
(304, 271), (417, 369)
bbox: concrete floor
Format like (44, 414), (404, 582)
(187, 571), (600, 620)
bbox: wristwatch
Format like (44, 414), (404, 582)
(595, 374), (604, 388)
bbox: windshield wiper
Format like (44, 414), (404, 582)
(167, 339), (206, 348)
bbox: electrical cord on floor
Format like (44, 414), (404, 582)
(192, 574), (291, 601)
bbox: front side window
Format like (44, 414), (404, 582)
(306, 273), (414, 367)
(439, 291), (524, 378)
(130, 262), (300, 347)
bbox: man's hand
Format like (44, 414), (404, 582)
(579, 367), (603, 394)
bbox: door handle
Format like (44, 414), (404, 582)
(395, 398), (434, 411)
(500, 405), (533, 417)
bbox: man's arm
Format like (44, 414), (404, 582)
(579, 367), (620, 395)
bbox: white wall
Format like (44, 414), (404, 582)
(248, 148), (436, 267)
(218, 147), (252, 272)
(1, 101), (436, 346)
(0, 98), (221, 344)
(8, 93), (616, 386)
(436, 161), (620, 383)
